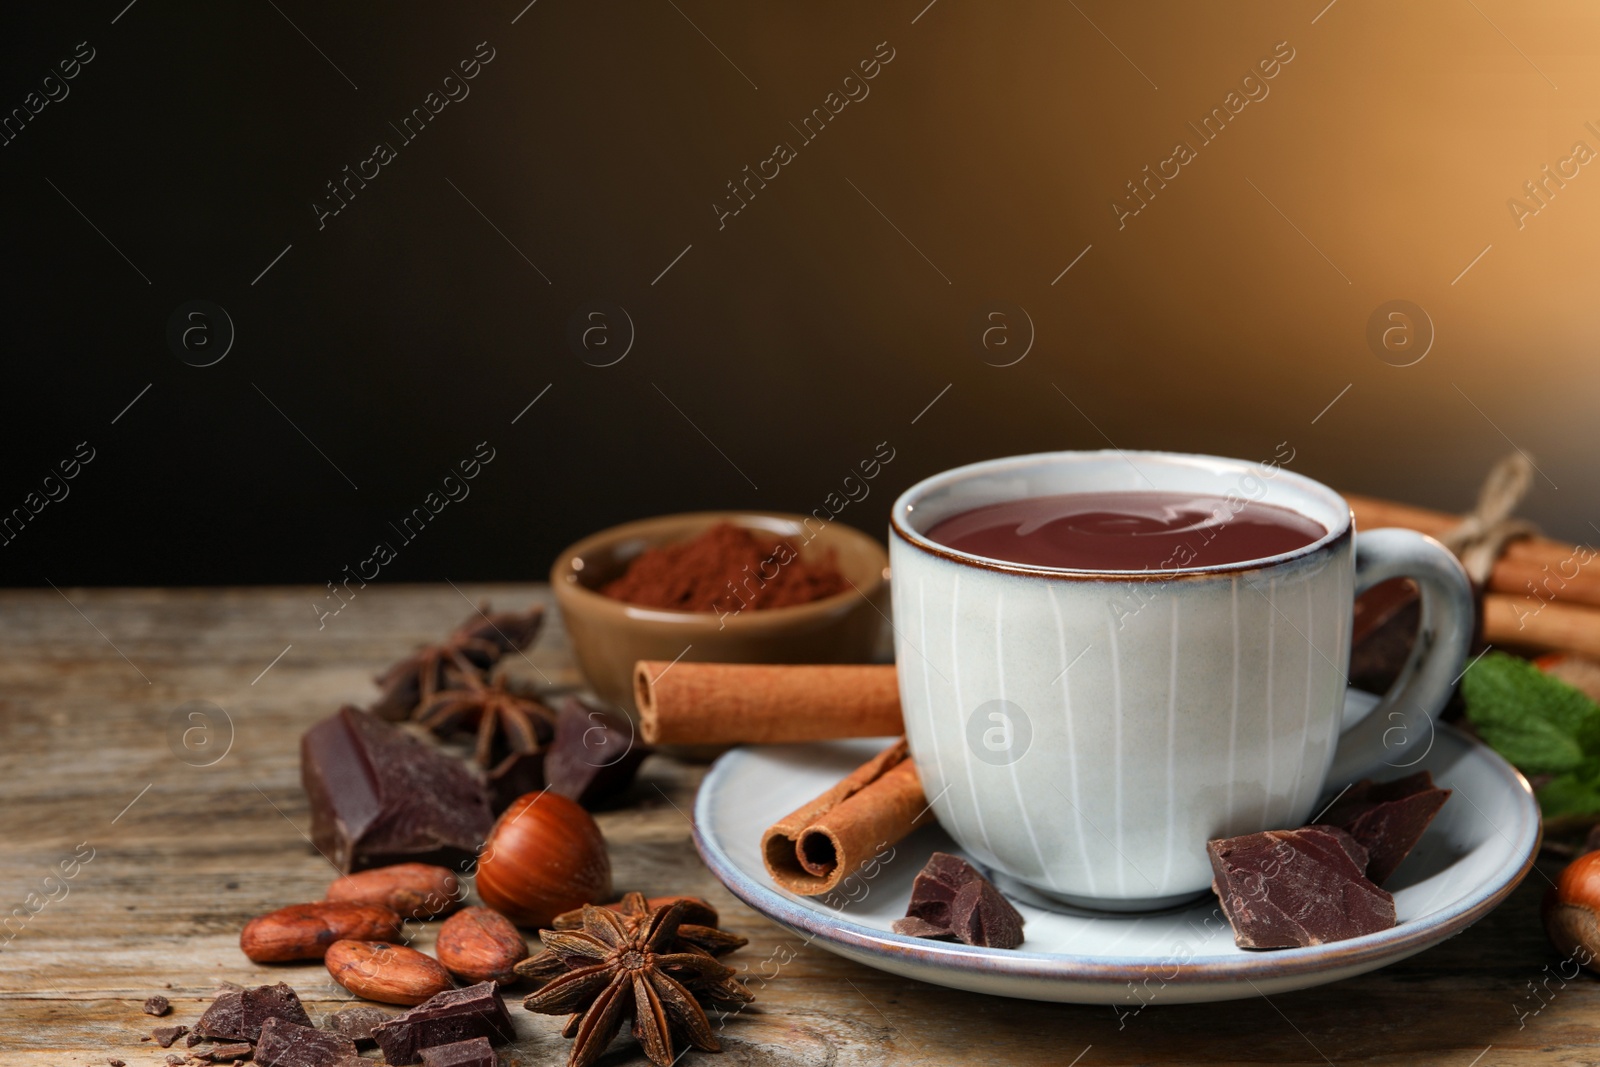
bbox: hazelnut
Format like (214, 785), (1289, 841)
(1544, 851), (1600, 972)
(474, 791), (611, 928)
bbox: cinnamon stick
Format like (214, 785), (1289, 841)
(635, 661), (901, 745)
(1484, 596), (1600, 660)
(761, 738), (933, 896)
(1347, 493), (1600, 608)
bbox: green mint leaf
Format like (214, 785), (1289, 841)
(1539, 770), (1600, 821)
(1474, 713), (1585, 775)
(1461, 652), (1600, 775)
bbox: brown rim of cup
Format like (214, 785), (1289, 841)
(889, 450), (1355, 582)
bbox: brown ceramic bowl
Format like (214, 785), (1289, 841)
(551, 511), (890, 716)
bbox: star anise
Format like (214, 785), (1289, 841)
(521, 898), (753, 1067)
(370, 603), (544, 720)
(552, 893), (748, 959)
(514, 894), (748, 985)
(413, 669), (557, 771)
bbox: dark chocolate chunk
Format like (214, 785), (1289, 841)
(890, 915), (956, 939)
(152, 1025), (188, 1047)
(544, 696), (651, 808)
(325, 1004), (391, 1047)
(241, 982), (314, 1041)
(1208, 825), (1395, 949)
(301, 706), (494, 872)
(196, 1043), (253, 1062)
(899, 851), (1025, 949)
(420, 1036), (496, 1067)
(108, 1059), (125, 1066)
(1318, 823), (1368, 868)
(256, 1017), (359, 1067)
(194, 983), (312, 1043)
(949, 878), (1026, 949)
(904, 852), (982, 929)
(1349, 578), (1421, 695)
(485, 749), (545, 814)
(191, 991), (244, 1041)
(142, 994), (171, 1016)
(1321, 770), (1451, 884)
(372, 981), (515, 1065)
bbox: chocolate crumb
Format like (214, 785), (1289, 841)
(108, 1059), (126, 1066)
(153, 1025), (189, 1047)
(144, 994), (172, 1016)
(890, 916), (955, 939)
(420, 1036), (496, 1066)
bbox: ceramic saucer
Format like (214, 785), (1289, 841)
(692, 705), (1539, 1004)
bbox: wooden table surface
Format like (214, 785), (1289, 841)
(0, 584), (1592, 1067)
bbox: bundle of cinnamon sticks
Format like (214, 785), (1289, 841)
(1347, 494), (1600, 659)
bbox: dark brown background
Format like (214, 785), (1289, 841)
(1, 0), (1592, 585)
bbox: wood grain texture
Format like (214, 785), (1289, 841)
(0, 584), (1593, 1066)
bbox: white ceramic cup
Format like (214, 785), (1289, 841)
(888, 450), (1474, 911)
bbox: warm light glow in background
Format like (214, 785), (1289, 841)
(1, 1), (1594, 583)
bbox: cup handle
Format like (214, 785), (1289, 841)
(1326, 527), (1476, 785)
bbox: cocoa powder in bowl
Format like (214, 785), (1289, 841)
(600, 522), (846, 613)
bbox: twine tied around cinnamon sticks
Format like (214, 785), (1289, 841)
(1348, 454), (1600, 659)
(1436, 452), (1539, 585)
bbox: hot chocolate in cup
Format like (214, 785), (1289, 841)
(888, 451), (1473, 912)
